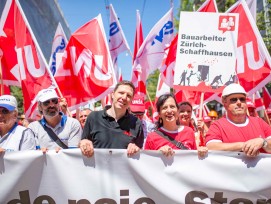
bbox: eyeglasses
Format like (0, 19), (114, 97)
(42, 98), (59, 106)
(229, 97), (246, 103)
(0, 108), (11, 115)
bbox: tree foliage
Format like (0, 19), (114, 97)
(10, 86), (24, 114)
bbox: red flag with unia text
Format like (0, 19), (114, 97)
(228, 0), (271, 94)
(55, 14), (116, 110)
(1, 0), (55, 118)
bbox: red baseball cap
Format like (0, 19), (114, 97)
(130, 94), (145, 113)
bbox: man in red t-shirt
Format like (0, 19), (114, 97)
(205, 83), (271, 157)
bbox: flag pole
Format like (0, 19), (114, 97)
(146, 89), (155, 113)
(0, 49), (4, 95)
(264, 109), (271, 126)
(198, 92), (205, 146)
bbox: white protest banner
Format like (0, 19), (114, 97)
(174, 12), (239, 93)
(1, 149), (271, 203)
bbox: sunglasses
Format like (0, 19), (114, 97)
(229, 97), (246, 103)
(0, 108), (11, 115)
(42, 98), (59, 106)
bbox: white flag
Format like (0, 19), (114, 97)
(48, 22), (68, 75)
(108, 4), (131, 63)
(131, 7), (174, 94)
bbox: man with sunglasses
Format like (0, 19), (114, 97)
(0, 95), (36, 152)
(205, 83), (271, 157)
(28, 88), (82, 152)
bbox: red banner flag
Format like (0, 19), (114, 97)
(0, 0), (20, 86)
(55, 15), (116, 110)
(228, 0), (271, 94)
(1, 0), (55, 118)
(263, 87), (271, 109)
(197, 0), (218, 12)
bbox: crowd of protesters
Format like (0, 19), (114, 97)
(0, 81), (271, 158)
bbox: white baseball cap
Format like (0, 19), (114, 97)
(0, 95), (17, 111)
(222, 83), (247, 97)
(37, 88), (59, 102)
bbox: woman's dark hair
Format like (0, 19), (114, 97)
(155, 93), (179, 128)
(178, 101), (192, 110)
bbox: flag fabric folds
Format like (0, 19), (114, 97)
(228, 0), (271, 94)
(263, 87), (271, 109)
(0, 0), (55, 118)
(131, 7), (174, 95)
(108, 4), (131, 76)
(54, 14), (116, 110)
(48, 22), (68, 76)
(133, 10), (144, 63)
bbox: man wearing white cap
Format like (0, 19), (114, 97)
(0, 95), (36, 152)
(28, 88), (82, 152)
(205, 83), (271, 157)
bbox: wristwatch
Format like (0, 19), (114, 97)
(262, 138), (268, 148)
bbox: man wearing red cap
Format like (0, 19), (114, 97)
(129, 94), (155, 139)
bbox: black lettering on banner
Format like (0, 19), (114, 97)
(120, 189), (129, 204)
(68, 199), (91, 204)
(257, 199), (271, 204)
(212, 192), (227, 204)
(134, 197), (156, 204)
(230, 198), (253, 204)
(185, 191), (208, 204)
(95, 199), (117, 204)
(8, 190), (31, 204)
(33, 195), (56, 204)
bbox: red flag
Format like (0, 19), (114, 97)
(0, 0), (20, 86)
(160, 34), (178, 87)
(1, 0), (55, 118)
(263, 87), (271, 109)
(255, 92), (265, 111)
(131, 10), (144, 95)
(197, 0), (218, 12)
(228, 1), (271, 94)
(55, 15), (116, 110)
(133, 10), (144, 63)
(0, 84), (11, 95)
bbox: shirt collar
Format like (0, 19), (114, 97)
(102, 105), (129, 119)
(40, 112), (67, 127)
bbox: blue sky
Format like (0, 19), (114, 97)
(57, 0), (180, 80)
